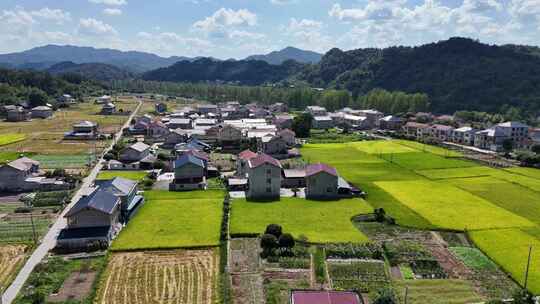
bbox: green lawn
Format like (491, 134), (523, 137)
(389, 152), (476, 171)
(449, 247), (496, 270)
(0, 152), (28, 164)
(469, 229), (540, 295)
(230, 197), (373, 243)
(394, 280), (484, 304)
(416, 166), (496, 180)
(0, 134), (26, 146)
(394, 140), (463, 157)
(112, 190), (224, 250)
(33, 154), (93, 169)
(375, 180), (534, 231)
(96, 170), (148, 181)
(349, 140), (417, 154)
(504, 167), (540, 180)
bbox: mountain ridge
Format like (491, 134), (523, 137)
(245, 46), (323, 65)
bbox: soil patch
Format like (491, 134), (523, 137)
(47, 271), (97, 302)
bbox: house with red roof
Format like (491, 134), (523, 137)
(247, 153), (282, 199)
(305, 163), (339, 199)
(237, 149), (258, 177)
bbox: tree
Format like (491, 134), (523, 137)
(374, 208), (386, 222)
(265, 224), (283, 239)
(502, 139), (514, 155)
(292, 112), (313, 138)
(373, 288), (397, 304)
(532, 144), (540, 154)
(278, 233), (295, 249)
(260, 233), (279, 257)
(28, 88), (49, 107)
(512, 289), (535, 304)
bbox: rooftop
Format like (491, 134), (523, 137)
(248, 153), (281, 169)
(306, 163), (338, 177)
(238, 149), (258, 160)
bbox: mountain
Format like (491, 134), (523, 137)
(299, 37), (540, 114)
(0, 45), (193, 73)
(46, 61), (134, 81)
(142, 58), (305, 85)
(246, 47), (322, 65)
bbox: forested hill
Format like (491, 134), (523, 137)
(142, 58), (305, 85)
(47, 62), (134, 81)
(299, 37), (540, 114)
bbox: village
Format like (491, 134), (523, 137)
(1, 94), (540, 304)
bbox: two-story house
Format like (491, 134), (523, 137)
(247, 154), (282, 200)
(169, 154), (207, 191)
(305, 163), (339, 200)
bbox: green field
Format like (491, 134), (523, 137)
(470, 229), (540, 295)
(96, 170), (148, 181)
(0, 134), (26, 146)
(301, 140), (540, 294)
(375, 180), (534, 231)
(33, 154), (93, 169)
(394, 280), (484, 304)
(449, 247), (496, 270)
(230, 197), (373, 243)
(112, 190), (224, 250)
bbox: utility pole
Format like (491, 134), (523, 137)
(524, 245), (533, 289)
(29, 209), (37, 246)
(404, 286), (409, 304)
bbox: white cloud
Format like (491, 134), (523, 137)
(270, 0), (297, 5)
(89, 0), (127, 6)
(282, 18), (330, 52)
(30, 7), (71, 24)
(103, 8), (123, 15)
(78, 18), (118, 36)
(193, 8), (257, 37)
(135, 31), (213, 56)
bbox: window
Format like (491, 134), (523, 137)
(267, 178), (272, 184)
(266, 187), (271, 193)
(327, 187), (333, 193)
(266, 169), (272, 175)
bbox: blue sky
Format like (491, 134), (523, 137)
(0, 0), (539, 59)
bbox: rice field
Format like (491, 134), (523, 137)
(0, 134), (26, 146)
(33, 154), (93, 169)
(96, 249), (218, 304)
(0, 244), (27, 292)
(97, 170), (148, 181)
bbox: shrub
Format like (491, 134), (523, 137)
(265, 224), (283, 239)
(260, 234), (279, 258)
(373, 287), (397, 304)
(104, 152), (115, 161)
(278, 233), (295, 249)
(14, 207), (31, 213)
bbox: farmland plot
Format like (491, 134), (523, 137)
(97, 249), (218, 304)
(0, 245), (27, 292)
(0, 134), (26, 146)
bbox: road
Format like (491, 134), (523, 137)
(2, 99), (142, 304)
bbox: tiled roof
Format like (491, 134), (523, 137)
(65, 189), (120, 217)
(238, 150), (258, 160)
(306, 163), (338, 177)
(174, 154), (205, 168)
(129, 142), (150, 152)
(6, 157), (39, 171)
(185, 149), (209, 161)
(95, 177), (137, 196)
(248, 153), (281, 168)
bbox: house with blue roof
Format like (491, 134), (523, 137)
(56, 177), (143, 252)
(169, 154), (207, 191)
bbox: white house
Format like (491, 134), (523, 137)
(247, 154), (282, 200)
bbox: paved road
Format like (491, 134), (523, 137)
(2, 99), (142, 304)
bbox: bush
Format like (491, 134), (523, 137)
(14, 207), (31, 213)
(265, 224), (283, 239)
(278, 233), (295, 249)
(104, 152), (115, 161)
(373, 287), (397, 304)
(260, 234), (279, 258)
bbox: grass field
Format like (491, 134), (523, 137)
(0, 100), (136, 155)
(470, 229), (540, 295)
(33, 154), (93, 169)
(0, 245), (27, 292)
(97, 170), (148, 181)
(375, 180), (534, 231)
(449, 247), (496, 270)
(301, 140), (540, 295)
(96, 249), (218, 304)
(0, 134), (26, 146)
(112, 190), (224, 250)
(394, 280), (484, 304)
(230, 197), (373, 243)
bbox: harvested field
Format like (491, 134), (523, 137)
(394, 279), (484, 304)
(0, 244), (27, 292)
(97, 249), (218, 304)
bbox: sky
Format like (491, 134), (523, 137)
(0, 0), (540, 59)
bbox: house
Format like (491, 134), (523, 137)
(219, 124), (243, 151)
(168, 118), (193, 130)
(278, 129), (296, 147)
(169, 154), (207, 191)
(273, 114), (294, 130)
(530, 128), (540, 147)
(305, 163), (339, 200)
(197, 104), (218, 115)
(96, 95), (112, 104)
(379, 115), (404, 130)
(247, 154), (282, 199)
(0, 157), (40, 191)
(403, 122), (429, 138)
(6, 107), (30, 122)
(357, 110), (384, 128)
(94, 177), (144, 223)
(474, 127), (507, 151)
(163, 129), (188, 149)
(342, 114), (368, 130)
(306, 106), (327, 117)
(155, 102), (168, 113)
(497, 121), (530, 149)
(237, 149), (258, 177)
(195, 118), (217, 127)
(57, 94), (74, 106)
(101, 102), (116, 115)
(64, 121), (99, 139)
(290, 290), (362, 304)
(312, 116), (334, 129)
(147, 121), (170, 139)
(184, 149), (209, 168)
(261, 135), (288, 155)
(31, 106), (53, 119)
(452, 127), (477, 145)
(429, 124), (454, 141)
(282, 169), (306, 188)
(119, 142), (151, 163)
(269, 102), (288, 113)
(128, 120), (149, 135)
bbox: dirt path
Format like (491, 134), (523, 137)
(390, 266), (403, 280)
